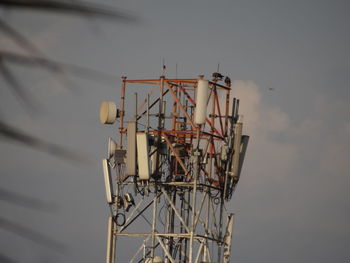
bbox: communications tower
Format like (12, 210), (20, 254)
(99, 73), (249, 263)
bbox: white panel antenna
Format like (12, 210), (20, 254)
(136, 132), (150, 180)
(102, 159), (114, 204)
(126, 121), (136, 176)
(231, 115), (243, 178)
(108, 138), (117, 159)
(150, 146), (157, 174)
(237, 135), (249, 178)
(223, 214), (234, 263)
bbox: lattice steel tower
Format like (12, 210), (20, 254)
(99, 73), (249, 263)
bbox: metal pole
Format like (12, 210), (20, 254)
(224, 85), (231, 137)
(135, 93), (138, 130)
(155, 76), (165, 178)
(106, 216), (116, 263)
(184, 190), (190, 263)
(217, 198), (225, 262)
(189, 125), (201, 263)
(151, 195), (159, 263)
(203, 192), (210, 262)
(147, 94), (150, 132)
(119, 77), (127, 147)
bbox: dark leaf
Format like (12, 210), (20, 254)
(0, 50), (116, 84)
(0, 59), (37, 110)
(0, 254), (18, 263)
(0, 120), (90, 163)
(0, 187), (57, 212)
(0, 18), (43, 55)
(0, 0), (138, 22)
(0, 217), (66, 253)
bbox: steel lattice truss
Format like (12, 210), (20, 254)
(101, 75), (249, 263)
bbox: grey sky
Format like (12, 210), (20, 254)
(1, 0), (350, 262)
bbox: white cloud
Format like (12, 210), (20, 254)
(228, 81), (297, 180)
(228, 81), (350, 181)
(229, 80), (290, 135)
(344, 121), (350, 135)
(319, 121), (350, 176)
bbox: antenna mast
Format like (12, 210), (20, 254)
(99, 73), (249, 263)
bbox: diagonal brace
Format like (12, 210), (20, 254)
(161, 188), (190, 233)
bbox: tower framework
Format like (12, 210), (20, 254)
(100, 75), (249, 263)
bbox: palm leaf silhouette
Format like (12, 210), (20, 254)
(0, 0), (138, 22)
(0, 187), (57, 212)
(0, 217), (66, 253)
(0, 120), (90, 163)
(0, 1), (139, 260)
(0, 254), (19, 263)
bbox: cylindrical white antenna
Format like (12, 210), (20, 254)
(100, 101), (117, 124)
(195, 79), (209, 125)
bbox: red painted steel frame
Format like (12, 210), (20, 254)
(121, 77), (231, 183)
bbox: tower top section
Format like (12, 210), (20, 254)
(100, 74), (249, 263)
